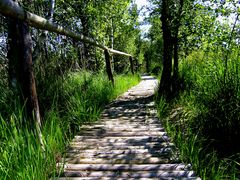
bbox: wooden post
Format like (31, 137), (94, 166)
(129, 56), (134, 75)
(104, 49), (114, 84)
(135, 58), (139, 72)
(7, 17), (41, 129)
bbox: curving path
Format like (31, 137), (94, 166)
(57, 75), (200, 179)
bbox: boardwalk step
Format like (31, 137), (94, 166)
(66, 147), (173, 155)
(81, 124), (163, 129)
(62, 170), (196, 178)
(65, 151), (176, 159)
(73, 135), (170, 142)
(70, 141), (172, 146)
(80, 126), (165, 131)
(69, 142), (175, 150)
(63, 163), (191, 171)
(63, 157), (179, 164)
(58, 178), (201, 180)
(76, 131), (166, 137)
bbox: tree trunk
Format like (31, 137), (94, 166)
(7, 17), (41, 129)
(111, 18), (115, 71)
(172, 36), (179, 93)
(158, 0), (174, 99)
(32, 0), (55, 68)
(172, 0), (183, 94)
(144, 50), (150, 73)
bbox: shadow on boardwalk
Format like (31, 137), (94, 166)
(57, 75), (200, 179)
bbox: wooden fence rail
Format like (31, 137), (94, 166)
(0, 0), (132, 57)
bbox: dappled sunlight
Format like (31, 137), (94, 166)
(58, 75), (199, 179)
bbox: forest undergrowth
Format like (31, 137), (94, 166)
(0, 70), (140, 179)
(156, 51), (240, 179)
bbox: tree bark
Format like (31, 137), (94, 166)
(158, 0), (174, 99)
(172, 0), (183, 93)
(111, 18), (115, 72)
(7, 16), (41, 129)
(173, 36), (178, 83)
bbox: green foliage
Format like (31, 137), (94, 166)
(141, 12), (163, 74)
(156, 50), (240, 178)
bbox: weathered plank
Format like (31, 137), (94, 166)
(62, 156), (177, 164)
(63, 163), (191, 171)
(62, 170), (196, 178)
(69, 142), (175, 150)
(58, 178), (201, 180)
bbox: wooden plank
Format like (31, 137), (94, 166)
(72, 135), (170, 142)
(63, 163), (191, 171)
(62, 170), (196, 178)
(58, 178), (201, 180)
(66, 147), (173, 155)
(62, 156), (176, 164)
(82, 124), (163, 129)
(97, 119), (160, 124)
(80, 126), (165, 132)
(76, 131), (166, 137)
(65, 151), (172, 159)
(96, 122), (163, 127)
(69, 142), (175, 150)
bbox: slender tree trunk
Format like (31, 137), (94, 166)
(32, 0), (55, 65)
(80, 14), (92, 70)
(43, 0), (55, 61)
(72, 40), (80, 70)
(146, 57), (150, 73)
(144, 50), (150, 73)
(172, 36), (179, 93)
(172, 0), (183, 94)
(158, 0), (174, 99)
(111, 18), (115, 71)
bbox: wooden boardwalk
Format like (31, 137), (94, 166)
(57, 75), (200, 179)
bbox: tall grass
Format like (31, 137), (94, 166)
(156, 50), (240, 178)
(0, 71), (140, 179)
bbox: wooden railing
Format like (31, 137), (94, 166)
(0, 0), (136, 127)
(0, 0), (135, 83)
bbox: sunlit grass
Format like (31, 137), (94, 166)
(0, 71), (140, 179)
(155, 51), (240, 179)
